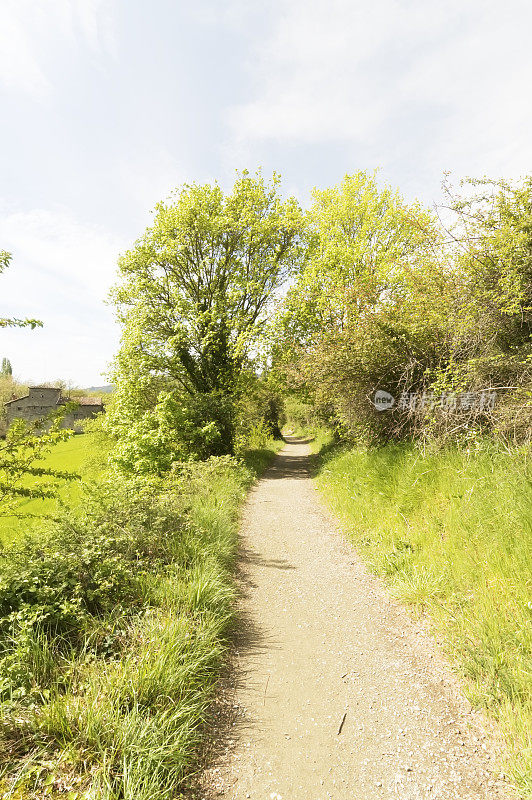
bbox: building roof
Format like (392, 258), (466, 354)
(4, 388), (103, 408)
(3, 394), (29, 405)
(4, 386), (61, 404)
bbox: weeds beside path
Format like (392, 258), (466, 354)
(314, 440), (531, 798)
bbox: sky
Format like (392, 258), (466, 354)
(1, 0), (531, 387)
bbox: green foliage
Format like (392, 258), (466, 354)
(0, 437), (282, 798)
(276, 173), (532, 446)
(108, 170), (303, 465)
(434, 176), (532, 443)
(0, 255), (73, 517)
(0, 478), (177, 680)
(112, 169), (303, 393)
(0, 432), (111, 546)
(447, 176), (532, 327)
(0, 358), (12, 377)
(234, 374), (285, 453)
(0, 454), (258, 797)
(278, 171), (440, 346)
(282, 395), (319, 436)
(108, 388), (236, 474)
(316, 440), (532, 794)
(274, 171), (446, 441)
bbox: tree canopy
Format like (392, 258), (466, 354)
(112, 171), (303, 396)
(275, 173), (532, 444)
(107, 169), (532, 463)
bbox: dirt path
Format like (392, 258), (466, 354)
(201, 439), (515, 800)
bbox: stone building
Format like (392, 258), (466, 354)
(4, 386), (104, 430)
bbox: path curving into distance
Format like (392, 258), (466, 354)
(200, 438), (515, 800)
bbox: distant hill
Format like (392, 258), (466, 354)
(85, 385), (114, 394)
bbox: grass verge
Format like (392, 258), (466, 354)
(314, 438), (532, 798)
(0, 440), (281, 799)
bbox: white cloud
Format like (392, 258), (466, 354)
(0, 7), (52, 99)
(227, 0), (532, 180)
(228, 0), (414, 142)
(74, 0), (118, 56)
(0, 0), (117, 100)
(185, 0), (271, 32)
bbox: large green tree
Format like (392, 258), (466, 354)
(108, 171), (304, 468)
(274, 172), (447, 439)
(278, 172), (440, 346)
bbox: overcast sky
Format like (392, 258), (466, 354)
(1, 0), (531, 386)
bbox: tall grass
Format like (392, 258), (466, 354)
(0, 441), (281, 799)
(315, 439), (532, 797)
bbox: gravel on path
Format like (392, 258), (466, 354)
(200, 439), (516, 800)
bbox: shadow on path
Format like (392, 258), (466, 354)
(182, 443), (303, 799)
(261, 437), (311, 481)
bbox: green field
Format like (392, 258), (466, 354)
(0, 432), (110, 545)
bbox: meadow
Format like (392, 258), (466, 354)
(0, 432), (110, 545)
(314, 438), (532, 795)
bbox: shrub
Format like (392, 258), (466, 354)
(0, 476), (187, 698)
(107, 389), (238, 474)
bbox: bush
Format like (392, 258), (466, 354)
(108, 390), (237, 474)
(233, 377), (285, 453)
(0, 476), (185, 697)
